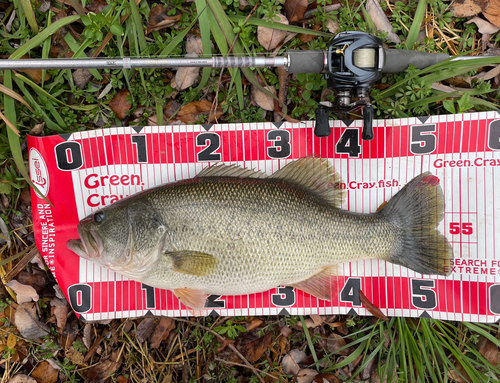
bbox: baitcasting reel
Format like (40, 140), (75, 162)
(313, 32), (385, 140)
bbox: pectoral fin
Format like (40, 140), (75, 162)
(165, 250), (218, 277)
(291, 265), (338, 301)
(174, 288), (207, 310)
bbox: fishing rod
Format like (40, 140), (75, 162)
(0, 31), (480, 141)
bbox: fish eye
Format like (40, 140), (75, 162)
(93, 211), (105, 224)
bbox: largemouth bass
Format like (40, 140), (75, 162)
(67, 157), (453, 309)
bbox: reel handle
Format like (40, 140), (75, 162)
(314, 107), (331, 137)
(362, 105), (374, 140)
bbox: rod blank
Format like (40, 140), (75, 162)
(0, 56), (288, 70)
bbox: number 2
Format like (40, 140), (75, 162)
(197, 133), (221, 161)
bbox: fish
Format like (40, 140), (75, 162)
(67, 157), (453, 310)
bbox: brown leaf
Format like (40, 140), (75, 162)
(257, 14), (289, 50)
(173, 53), (200, 90)
(465, 16), (500, 33)
(282, 349), (307, 375)
(326, 333), (350, 356)
(15, 271), (45, 292)
(176, 100), (223, 124)
(280, 325), (293, 337)
(186, 36), (204, 56)
(149, 317), (175, 349)
(136, 317), (157, 343)
(278, 334), (288, 355)
(50, 298), (68, 335)
(8, 375), (37, 383)
(300, 24), (321, 43)
(326, 18), (340, 34)
(246, 318), (264, 331)
(73, 69), (93, 90)
(6, 281), (39, 304)
(484, 0), (500, 27)
(359, 290), (389, 321)
(252, 84), (277, 111)
(31, 361), (59, 383)
(366, 0), (401, 43)
(217, 338), (235, 353)
(17, 69), (50, 84)
(235, 331), (273, 363)
(297, 368), (318, 383)
(109, 89), (131, 120)
(116, 376), (129, 383)
(477, 335), (499, 366)
(147, 4), (182, 32)
(313, 373), (341, 383)
(66, 346), (86, 367)
(285, 0), (308, 23)
(451, 0), (489, 17)
(86, 350), (123, 383)
(86, 0), (107, 13)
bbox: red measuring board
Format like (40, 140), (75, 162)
(28, 112), (500, 322)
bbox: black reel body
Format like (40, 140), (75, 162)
(314, 31), (385, 140)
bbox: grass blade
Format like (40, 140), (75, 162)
(9, 15), (80, 60)
(405, 0), (426, 50)
(299, 316), (319, 370)
(2, 70), (51, 204)
(19, 0), (39, 33)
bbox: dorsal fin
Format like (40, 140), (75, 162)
(270, 156), (346, 207)
(197, 164), (268, 179)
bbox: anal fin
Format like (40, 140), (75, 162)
(174, 288), (207, 310)
(291, 265), (339, 301)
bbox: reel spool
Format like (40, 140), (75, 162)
(314, 31), (385, 140)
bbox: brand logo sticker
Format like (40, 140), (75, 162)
(29, 148), (50, 198)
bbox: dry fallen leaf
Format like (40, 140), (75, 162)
(359, 290), (389, 321)
(300, 24), (321, 43)
(136, 317), (157, 343)
(173, 52), (200, 90)
(326, 18), (340, 34)
(110, 89), (132, 120)
(285, 0), (308, 23)
(297, 368), (318, 383)
(477, 335), (499, 366)
(147, 3), (182, 33)
(73, 69), (93, 90)
(175, 100), (223, 124)
(186, 36), (204, 56)
(326, 333), (350, 356)
(7, 333), (17, 349)
(86, 350), (123, 383)
(85, 0), (107, 13)
(252, 84), (277, 111)
(484, 0), (500, 26)
(150, 317), (176, 349)
(257, 14), (289, 51)
(6, 280), (39, 304)
(313, 373), (341, 383)
(14, 303), (50, 340)
(366, 0), (401, 43)
(246, 318), (264, 331)
(31, 361), (59, 383)
(8, 375), (37, 383)
(235, 331), (273, 363)
(282, 349), (307, 375)
(66, 347), (86, 367)
(50, 297), (68, 334)
(451, 0), (489, 17)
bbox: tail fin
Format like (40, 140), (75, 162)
(379, 173), (453, 275)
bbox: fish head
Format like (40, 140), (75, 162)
(67, 200), (167, 278)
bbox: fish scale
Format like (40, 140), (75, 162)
(144, 178), (395, 294)
(67, 157), (453, 309)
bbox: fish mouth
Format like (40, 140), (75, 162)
(67, 227), (103, 260)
